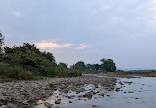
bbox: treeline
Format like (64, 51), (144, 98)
(71, 58), (116, 72)
(0, 32), (117, 81)
(0, 33), (81, 80)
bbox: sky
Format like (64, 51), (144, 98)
(0, 0), (156, 70)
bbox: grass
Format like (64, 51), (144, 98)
(83, 71), (156, 77)
(0, 75), (45, 83)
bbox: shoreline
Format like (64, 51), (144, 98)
(0, 75), (116, 107)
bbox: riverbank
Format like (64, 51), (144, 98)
(84, 71), (156, 78)
(0, 75), (116, 108)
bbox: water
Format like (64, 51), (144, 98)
(35, 77), (156, 108)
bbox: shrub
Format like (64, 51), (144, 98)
(39, 66), (56, 77)
(0, 62), (34, 80)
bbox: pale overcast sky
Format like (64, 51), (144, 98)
(0, 0), (156, 69)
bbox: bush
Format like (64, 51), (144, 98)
(69, 69), (82, 77)
(39, 66), (56, 77)
(55, 67), (82, 77)
(55, 67), (69, 77)
(0, 62), (34, 80)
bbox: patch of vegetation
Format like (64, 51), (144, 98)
(71, 58), (117, 73)
(0, 32), (118, 81)
(0, 32), (82, 81)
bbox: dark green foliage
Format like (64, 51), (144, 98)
(55, 67), (82, 77)
(2, 43), (57, 77)
(39, 66), (56, 77)
(0, 42), (82, 80)
(0, 62), (34, 80)
(72, 61), (86, 71)
(69, 68), (82, 77)
(58, 62), (68, 68)
(41, 51), (56, 63)
(101, 59), (116, 72)
(79, 58), (116, 72)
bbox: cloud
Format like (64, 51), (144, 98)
(110, 17), (125, 22)
(153, 15), (156, 19)
(100, 5), (111, 10)
(0, 25), (6, 30)
(75, 44), (89, 49)
(152, 6), (156, 10)
(13, 11), (21, 17)
(90, 5), (111, 14)
(35, 40), (71, 49)
(149, 20), (156, 24)
(152, 0), (156, 4)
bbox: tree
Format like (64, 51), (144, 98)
(93, 64), (101, 71)
(0, 32), (4, 55)
(41, 51), (56, 64)
(103, 59), (116, 72)
(58, 62), (68, 68)
(86, 64), (93, 71)
(100, 58), (106, 64)
(72, 61), (86, 71)
(100, 58), (116, 72)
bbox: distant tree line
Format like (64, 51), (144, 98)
(71, 58), (116, 72)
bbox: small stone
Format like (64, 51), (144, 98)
(98, 93), (104, 98)
(115, 88), (120, 92)
(44, 102), (53, 108)
(128, 91), (134, 93)
(84, 92), (93, 99)
(69, 101), (72, 103)
(22, 100), (29, 105)
(98, 95), (104, 98)
(92, 105), (99, 107)
(55, 99), (61, 104)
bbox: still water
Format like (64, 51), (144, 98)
(35, 77), (156, 108)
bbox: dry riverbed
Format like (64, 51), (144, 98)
(0, 75), (116, 108)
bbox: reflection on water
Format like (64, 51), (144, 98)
(34, 77), (156, 108)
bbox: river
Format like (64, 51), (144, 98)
(34, 76), (156, 108)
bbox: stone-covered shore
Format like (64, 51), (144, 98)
(0, 75), (116, 108)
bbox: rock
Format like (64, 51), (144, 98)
(128, 91), (134, 93)
(0, 105), (8, 108)
(64, 90), (68, 94)
(93, 92), (96, 94)
(69, 101), (72, 103)
(55, 99), (61, 104)
(98, 93), (104, 98)
(22, 100), (29, 105)
(119, 81), (124, 85)
(0, 75), (117, 107)
(115, 88), (120, 92)
(96, 91), (100, 93)
(92, 105), (99, 107)
(98, 95), (104, 98)
(84, 92), (93, 99)
(44, 102), (53, 108)
(6, 103), (17, 108)
(99, 93), (104, 96)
